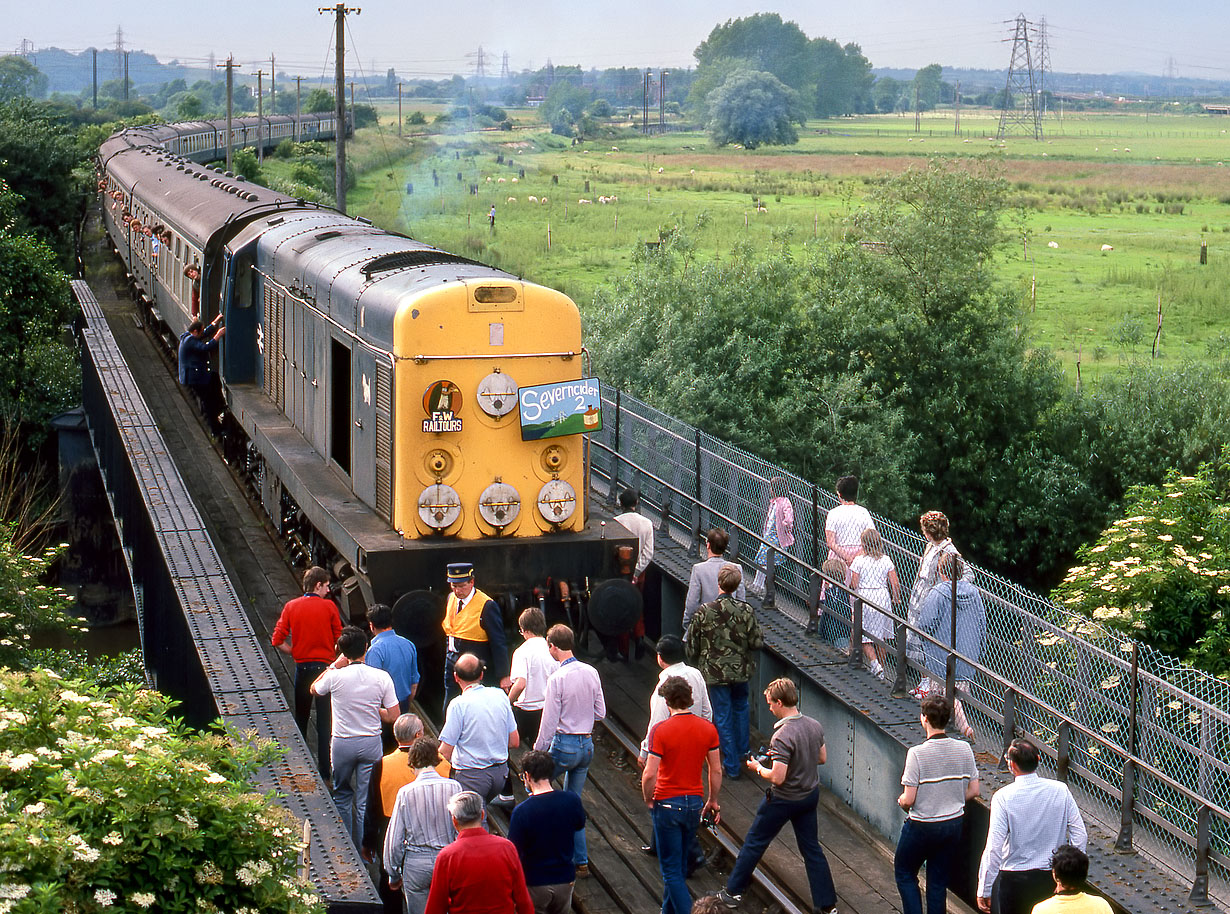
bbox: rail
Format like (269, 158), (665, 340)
(591, 381), (1229, 906)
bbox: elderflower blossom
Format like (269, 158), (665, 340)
(131, 892), (155, 908)
(94, 888), (116, 907)
(102, 832), (124, 846)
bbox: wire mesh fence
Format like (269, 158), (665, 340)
(592, 381), (1230, 900)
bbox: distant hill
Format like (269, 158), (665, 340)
(873, 66), (1230, 98)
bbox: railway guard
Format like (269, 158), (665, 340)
(442, 562), (510, 709)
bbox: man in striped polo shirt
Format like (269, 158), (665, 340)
(895, 693), (981, 914)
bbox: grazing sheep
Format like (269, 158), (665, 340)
(540, 196), (548, 204)
(611, 146), (619, 151)
(578, 198), (592, 204)
(511, 177), (518, 183)
(608, 194), (617, 203)
(755, 203), (767, 213)
(527, 195), (538, 203)
(598, 196), (608, 204)
(1101, 244), (1114, 252)
(497, 177), (506, 183)
(1047, 241), (1059, 248)
(485, 176), (492, 182)
(657, 167), (664, 173)
(507, 197), (517, 203)
(689, 169), (695, 174)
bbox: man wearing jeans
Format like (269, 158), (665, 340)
(642, 676), (722, 914)
(311, 626), (401, 841)
(686, 564), (763, 780)
(534, 624), (606, 876)
(894, 694), (981, 914)
(716, 678), (838, 914)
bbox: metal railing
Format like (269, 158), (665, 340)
(591, 382), (1230, 906)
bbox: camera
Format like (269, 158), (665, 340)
(752, 745), (773, 768)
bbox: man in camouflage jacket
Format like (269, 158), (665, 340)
(686, 563), (764, 779)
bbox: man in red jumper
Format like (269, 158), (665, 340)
(424, 790), (534, 914)
(272, 566), (343, 778)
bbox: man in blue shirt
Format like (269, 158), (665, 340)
(366, 603), (421, 753)
(438, 653), (519, 804)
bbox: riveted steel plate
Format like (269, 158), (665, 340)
(177, 577), (255, 643)
(198, 632), (280, 695)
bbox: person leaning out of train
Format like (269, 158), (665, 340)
(177, 314), (225, 422)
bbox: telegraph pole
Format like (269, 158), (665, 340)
(320, 3), (360, 214)
(91, 48), (98, 109)
(659, 70), (667, 129)
(123, 50), (129, 100)
(270, 54), (276, 118)
(295, 76), (303, 142)
(218, 56), (238, 173)
(398, 82), (402, 137)
(954, 80), (961, 135)
(255, 70), (264, 164)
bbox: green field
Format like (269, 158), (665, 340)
(339, 109), (1230, 382)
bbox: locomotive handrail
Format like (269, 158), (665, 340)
(405, 351), (580, 362)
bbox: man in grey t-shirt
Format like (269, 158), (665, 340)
(717, 678), (838, 914)
(894, 694), (980, 914)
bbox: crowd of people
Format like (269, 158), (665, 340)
(263, 474), (1105, 914)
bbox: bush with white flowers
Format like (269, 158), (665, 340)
(0, 669), (323, 914)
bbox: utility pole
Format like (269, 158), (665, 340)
(320, 3), (360, 215)
(91, 48), (98, 109)
(270, 54), (276, 117)
(998, 14), (1042, 140)
(350, 81), (355, 115)
(913, 86), (920, 132)
(255, 70), (264, 164)
(218, 56), (238, 173)
(123, 50), (129, 100)
(398, 82), (402, 137)
(954, 80), (960, 135)
(659, 70), (667, 129)
(642, 71), (650, 134)
(295, 76), (303, 142)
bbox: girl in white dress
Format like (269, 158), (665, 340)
(849, 528), (900, 681)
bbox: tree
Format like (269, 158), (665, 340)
(873, 76), (903, 114)
(0, 56), (48, 102)
(304, 88), (334, 113)
(695, 14), (815, 97)
(176, 93), (204, 120)
(542, 80), (590, 135)
(0, 668), (324, 913)
(706, 69), (803, 148)
(0, 99), (85, 264)
(588, 98), (612, 118)
(812, 40), (873, 116)
(1052, 455), (1230, 674)
(912, 63), (944, 110)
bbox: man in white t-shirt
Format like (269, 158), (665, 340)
(825, 475), (875, 566)
(614, 488), (655, 582)
(508, 607), (560, 744)
(312, 625), (401, 842)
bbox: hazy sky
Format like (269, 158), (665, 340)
(5, 1), (1225, 82)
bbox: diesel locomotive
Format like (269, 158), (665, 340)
(98, 115), (634, 638)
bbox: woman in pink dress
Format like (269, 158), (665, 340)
(752, 477), (794, 597)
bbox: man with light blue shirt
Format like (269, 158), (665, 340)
(439, 652), (519, 804)
(977, 738), (1087, 914)
(366, 603), (420, 714)
(534, 624), (606, 876)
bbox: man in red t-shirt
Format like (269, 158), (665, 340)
(425, 790), (534, 914)
(642, 676), (722, 914)
(272, 566), (343, 778)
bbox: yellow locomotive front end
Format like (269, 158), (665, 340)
(391, 277), (588, 541)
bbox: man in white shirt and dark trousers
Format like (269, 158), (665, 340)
(311, 626), (401, 842)
(895, 694), (981, 914)
(824, 475), (875, 567)
(614, 487), (655, 659)
(977, 738), (1087, 914)
(508, 607), (560, 744)
(535, 624), (606, 876)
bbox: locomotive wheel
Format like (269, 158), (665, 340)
(392, 589), (446, 649)
(587, 578), (643, 637)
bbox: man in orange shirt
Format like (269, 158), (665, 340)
(271, 566), (343, 778)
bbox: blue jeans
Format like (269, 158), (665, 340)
(894, 815), (964, 914)
(331, 733), (383, 841)
(651, 794), (702, 914)
(708, 681), (750, 776)
(550, 733), (594, 865)
(726, 787), (837, 910)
